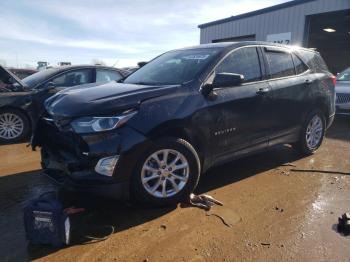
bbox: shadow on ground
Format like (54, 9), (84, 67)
(326, 115), (350, 142)
(0, 144), (304, 261)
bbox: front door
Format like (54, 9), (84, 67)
(206, 46), (272, 162)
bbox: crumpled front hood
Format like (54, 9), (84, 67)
(335, 81), (350, 94)
(45, 81), (180, 118)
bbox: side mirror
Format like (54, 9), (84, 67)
(212, 73), (244, 88)
(201, 73), (244, 97)
(44, 82), (56, 90)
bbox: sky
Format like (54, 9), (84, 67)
(0, 0), (288, 69)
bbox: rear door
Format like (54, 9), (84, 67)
(263, 47), (310, 145)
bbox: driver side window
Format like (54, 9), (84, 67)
(216, 47), (262, 83)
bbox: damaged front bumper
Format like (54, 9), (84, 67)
(32, 117), (150, 199)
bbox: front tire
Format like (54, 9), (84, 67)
(131, 137), (200, 206)
(0, 109), (30, 143)
(295, 110), (326, 155)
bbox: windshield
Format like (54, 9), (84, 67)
(337, 67), (350, 81)
(22, 68), (58, 88)
(123, 48), (221, 85)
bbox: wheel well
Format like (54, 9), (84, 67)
(302, 99), (329, 125)
(150, 127), (205, 168)
(313, 101), (330, 123)
(0, 106), (32, 130)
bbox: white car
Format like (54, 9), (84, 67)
(336, 67), (350, 115)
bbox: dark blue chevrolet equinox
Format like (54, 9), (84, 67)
(32, 42), (336, 205)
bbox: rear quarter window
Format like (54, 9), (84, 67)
(297, 50), (329, 72)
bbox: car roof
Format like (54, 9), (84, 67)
(40, 65), (130, 78)
(8, 68), (38, 73)
(49, 64), (124, 73)
(21, 64), (129, 88)
(174, 41), (317, 54)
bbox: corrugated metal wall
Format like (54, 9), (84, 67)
(200, 0), (350, 45)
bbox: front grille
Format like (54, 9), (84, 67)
(336, 93), (350, 104)
(40, 119), (88, 154)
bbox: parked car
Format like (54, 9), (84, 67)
(335, 67), (350, 115)
(122, 62), (148, 74)
(0, 65), (128, 142)
(32, 42), (335, 205)
(121, 66), (139, 74)
(8, 68), (38, 79)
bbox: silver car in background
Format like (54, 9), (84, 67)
(336, 67), (350, 115)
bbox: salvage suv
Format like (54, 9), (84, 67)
(32, 42), (335, 205)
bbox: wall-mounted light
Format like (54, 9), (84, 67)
(323, 28), (336, 33)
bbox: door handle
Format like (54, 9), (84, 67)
(256, 87), (269, 95)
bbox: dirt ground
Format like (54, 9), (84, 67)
(1, 116), (350, 262)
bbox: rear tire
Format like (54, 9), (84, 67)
(0, 108), (30, 143)
(294, 110), (325, 155)
(131, 137), (200, 206)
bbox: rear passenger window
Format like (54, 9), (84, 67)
(96, 69), (123, 83)
(216, 47), (262, 83)
(51, 69), (93, 87)
(265, 50), (295, 78)
(292, 54), (308, 74)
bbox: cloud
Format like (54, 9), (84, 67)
(0, 15), (148, 53)
(0, 0), (287, 68)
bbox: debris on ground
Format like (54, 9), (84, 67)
(188, 193), (223, 211)
(160, 224), (166, 230)
(281, 163), (297, 167)
(205, 213), (232, 227)
(280, 171), (290, 176)
(187, 194), (235, 227)
(275, 207), (284, 212)
(337, 213), (350, 236)
(64, 207), (85, 214)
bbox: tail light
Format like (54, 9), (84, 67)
(330, 75), (336, 87)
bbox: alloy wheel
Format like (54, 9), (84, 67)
(0, 113), (24, 140)
(141, 149), (190, 198)
(305, 115), (323, 149)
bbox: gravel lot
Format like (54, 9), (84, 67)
(1, 116), (349, 262)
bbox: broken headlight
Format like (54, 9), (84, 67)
(71, 111), (137, 133)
